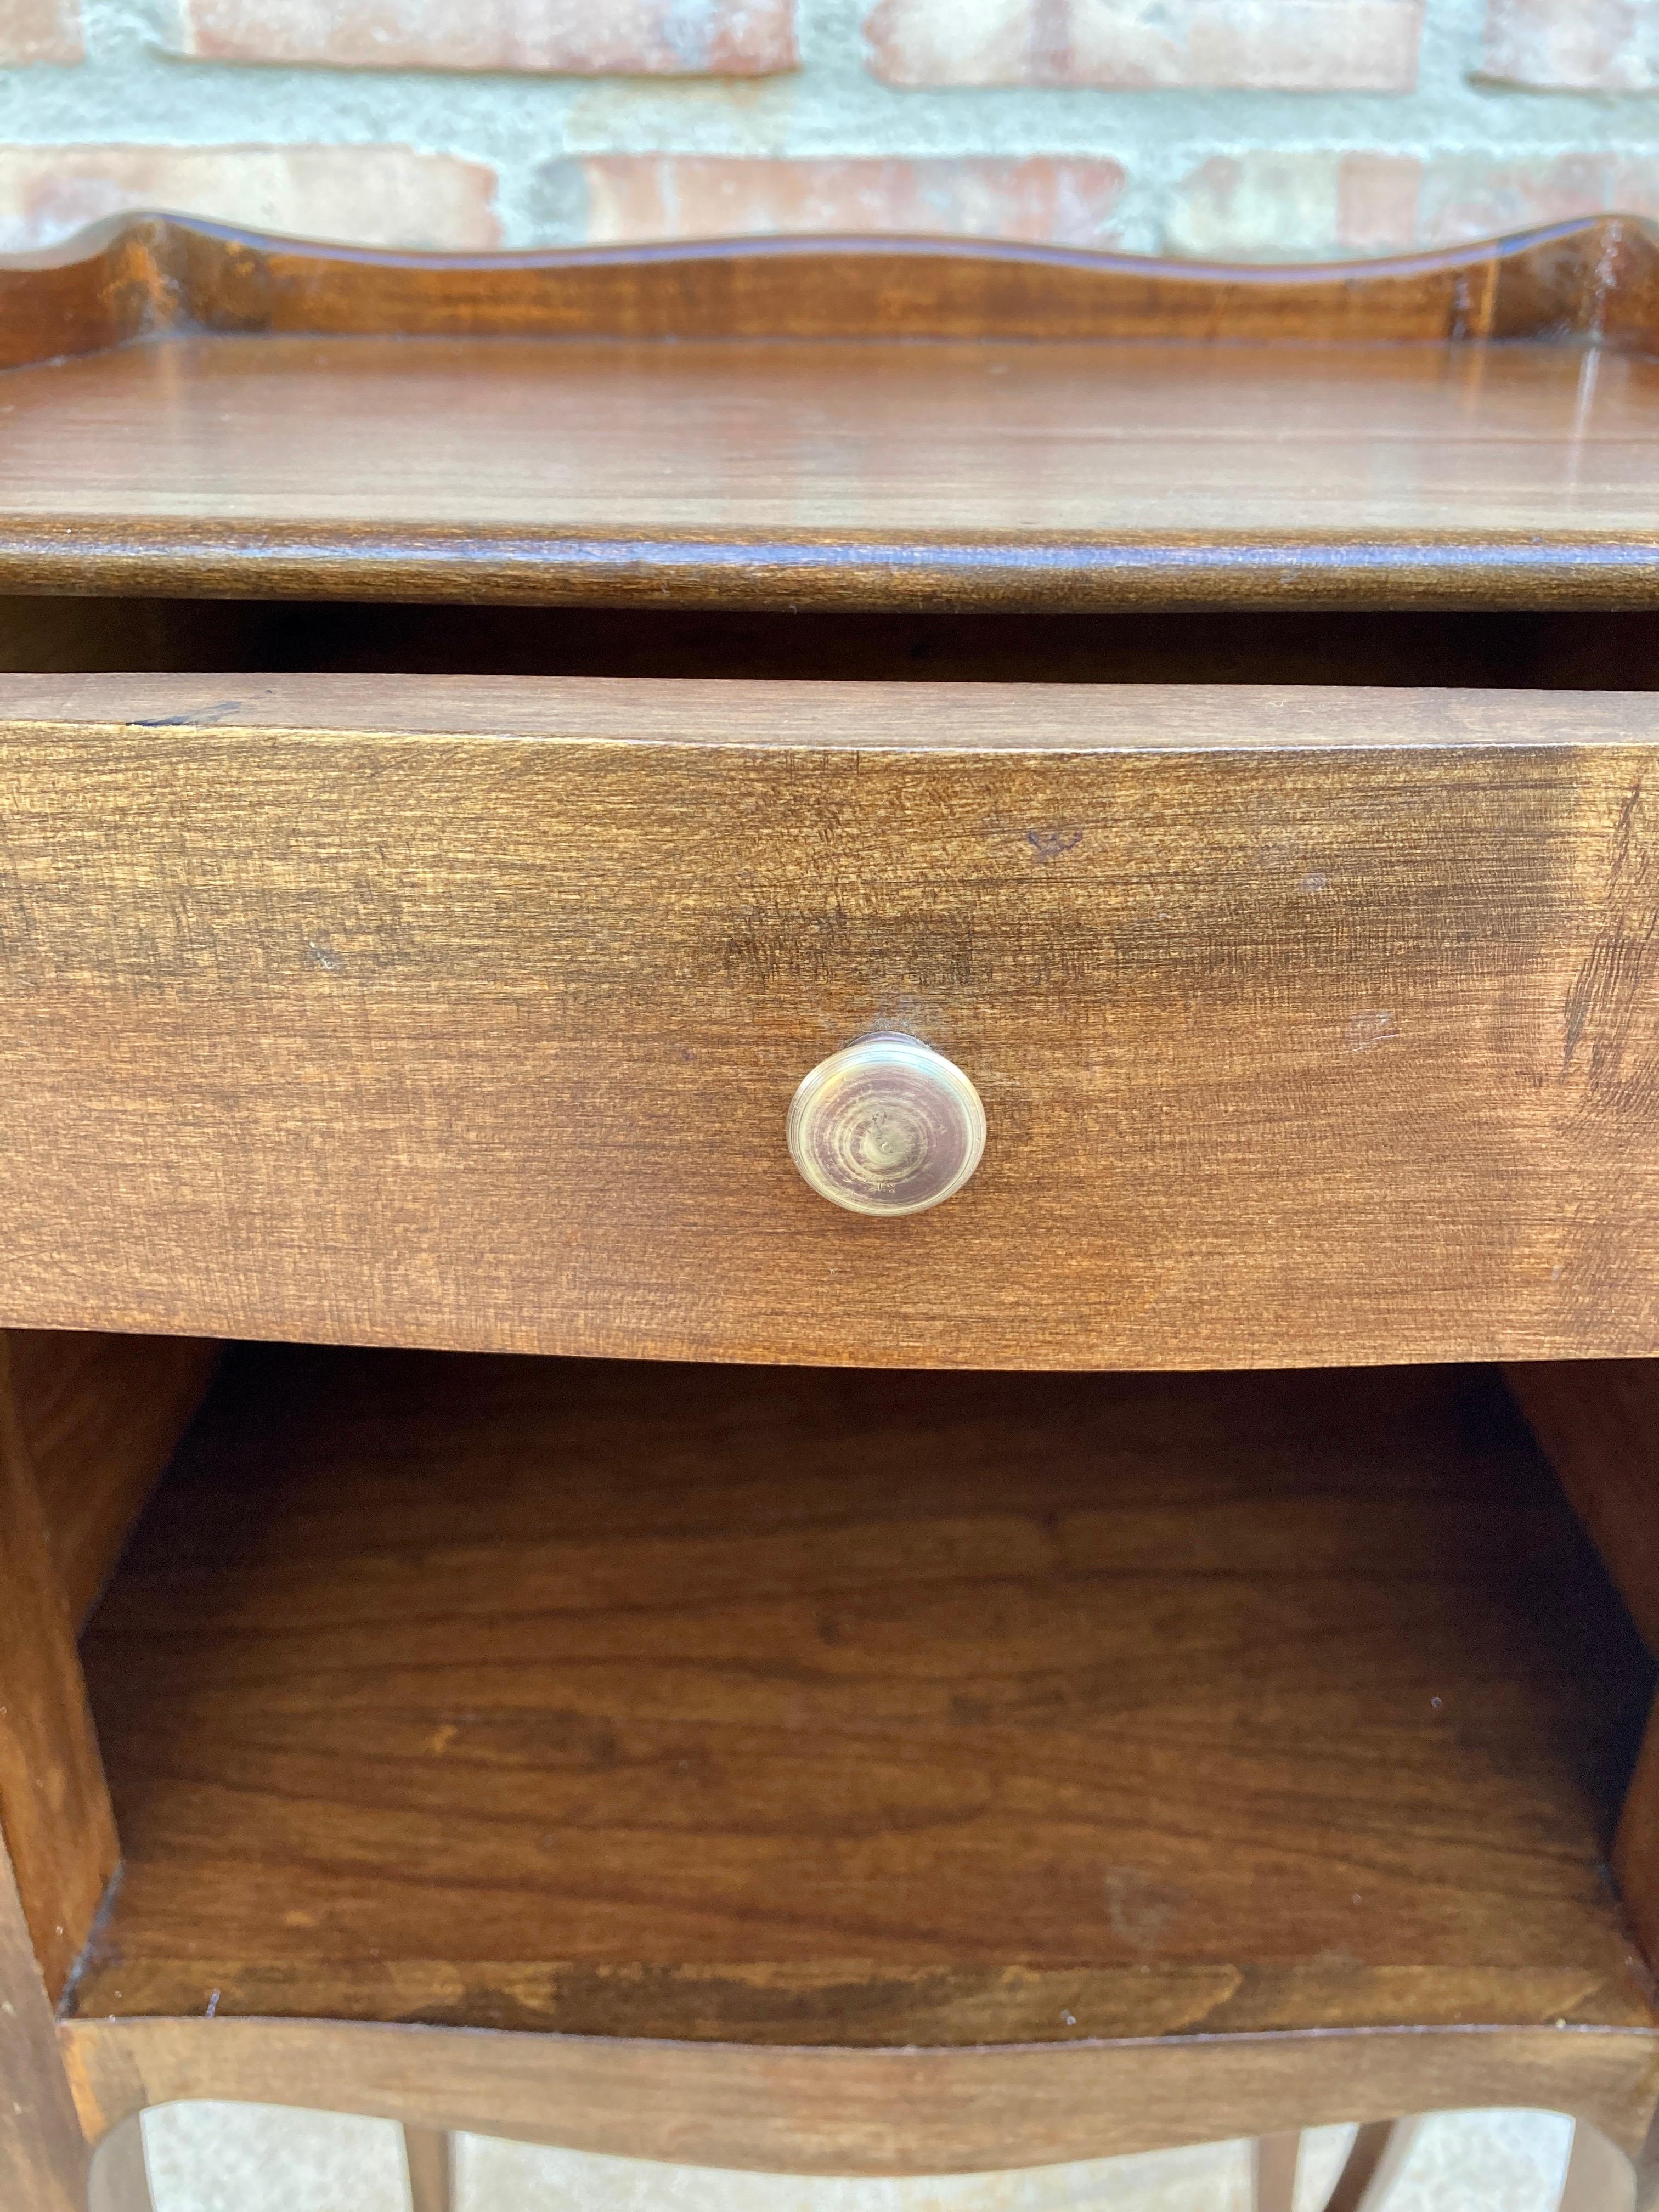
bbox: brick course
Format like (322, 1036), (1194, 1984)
(174, 0), (796, 75)
(0, 0), (81, 64)
(1171, 150), (1659, 260)
(0, 146), (499, 255)
(864, 0), (1425, 90)
(1481, 0), (1659, 92)
(560, 155), (1128, 249)
(4, 0), (1659, 268)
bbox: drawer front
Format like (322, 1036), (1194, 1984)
(2, 673), (1655, 1368)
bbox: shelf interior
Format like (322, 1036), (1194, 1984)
(3, 328), (1659, 611)
(65, 1348), (1656, 2046)
(4, 332), (1656, 541)
(13, 596), (1659, 690)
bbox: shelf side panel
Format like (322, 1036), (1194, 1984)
(0, 1336), (119, 2000)
(10, 1330), (222, 1627)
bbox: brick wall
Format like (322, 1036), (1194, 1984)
(3, 0), (1659, 259)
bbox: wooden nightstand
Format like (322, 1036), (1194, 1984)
(2, 210), (1658, 2212)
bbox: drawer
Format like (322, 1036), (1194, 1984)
(2, 667), (1656, 1369)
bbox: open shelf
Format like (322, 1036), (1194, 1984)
(4, 330), (1658, 616)
(67, 1346), (1656, 2047)
(9, 212), (1659, 613)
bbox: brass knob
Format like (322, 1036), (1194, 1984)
(787, 1035), (986, 1217)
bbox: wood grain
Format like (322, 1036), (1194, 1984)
(64, 1348), (1655, 2047)
(58, 2012), (1659, 2174)
(0, 1838), (89, 2212)
(9, 1330), (220, 1625)
(7, 216), (1659, 612)
(2, 675), (1659, 1368)
(0, 1337), (119, 2002)
(10, 209), (1659, 358)
(5, 330), (1659, 610)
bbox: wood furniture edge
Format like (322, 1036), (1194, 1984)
(9, 672), (1659, 751)
(5, 223), (1659, 610)
(0, 1838), (88, 2212)
(1504, 1365), (1659, 1988)
(4, 209), (1659, 369)
(0, 1335), (119, 2003)
(55, 2014), (1659, 2174)
(8, 1331), (222, 1627)
(7, 534), (1659, 613)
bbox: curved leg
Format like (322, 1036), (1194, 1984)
(1254, 2133), (1301, 2211)
(0, 1849), (88, 2212)
(85, 2117), (154, 2212)
(1323, 2121), (1418, 2212)
(403, 2125), (454, 2212)
(1255, 2132), (1302, 2211)
(1561, 2120), (1638, 2212)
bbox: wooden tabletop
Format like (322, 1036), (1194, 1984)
(0, 332), (1654, 608)
(4, 211), (1659, 610)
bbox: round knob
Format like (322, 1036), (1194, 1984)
(787, 1034), (986, 1217)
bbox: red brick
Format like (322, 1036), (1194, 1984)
(1169, 154), (1413, 259)
(864, 0), (1423, 90)
(1481, 0), (1659, 93)
(0, 147), (500, 255)
(566, 156), (1127, 250)
(1413, 155), (1659, 247)
(0, 0), (81, 63)
(176, 0), (796, 74)
(1171, 151), (1659, 261)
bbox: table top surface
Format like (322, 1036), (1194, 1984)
(1, 332), (1656, 611)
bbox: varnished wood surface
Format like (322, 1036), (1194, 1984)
(3, 675), (1659, 1367)
(66, 1350), (1655, 2046)
(58, 2013), (1659, 2173)
(18, 667), (1659, 745)
(0, 1838), (87, 2212)
(9, 1330), (220, 1625)
(0, 1338), (119, 2004)
(3, 331), (1659, 607)
(12, 210), (1659, 362)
